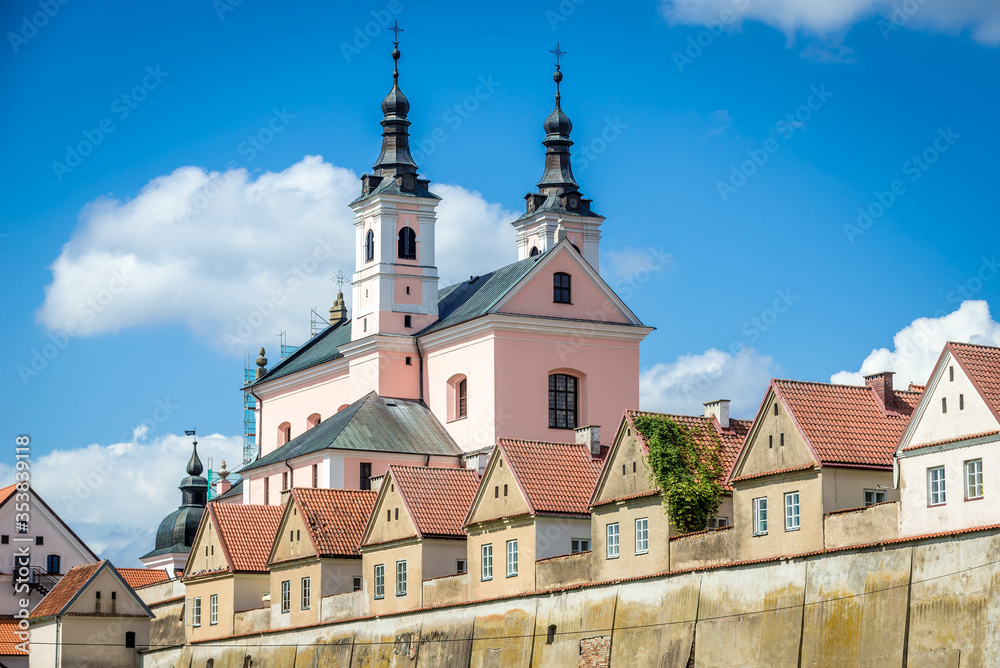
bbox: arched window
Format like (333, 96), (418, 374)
(337, 404), (350, 413)
(529, 246), (540, 257)
(548, 373), (578, 429)
(553, 272), (571, 304)
(398, 226), (416, 260)
(364, 230), (375, 263)
(278, 422), (291, 446)
(458, 378), (468, 419)
(46, 554), (61, 575)
(306, 413), (321, 429)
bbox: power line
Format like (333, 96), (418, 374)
(28, 553), (1000, 649)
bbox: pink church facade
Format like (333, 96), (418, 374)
(239, 42), (651, 504)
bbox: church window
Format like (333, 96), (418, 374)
(398, 226), (417, 260)
(530, 246), (539, 257)
(278, 422), (291, 446)
(458, 378), (468, 418)
(404, 315), (412, 328)
(553, 273), (571, 304)
(365, 230), (375, 262)
(549, 374), (578, 430)
(307, 413), (321, 429)
(360, 463), (372, 490)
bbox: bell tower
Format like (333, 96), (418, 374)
(350, 25), (440, 341)
(511, 44), (604, 271)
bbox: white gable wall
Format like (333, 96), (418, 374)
(908, 352), (999, 448)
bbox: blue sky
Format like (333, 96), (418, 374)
(2, 0), (1000, 564)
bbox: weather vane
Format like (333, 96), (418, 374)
(550, 42), (566, 70)
(334, 269), (346, 292)
(390, 21), (404, 46)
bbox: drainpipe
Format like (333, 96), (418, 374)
(415, 336), (425, 403)
(250, 387), (263, 462)
(285, 460), (295, 494)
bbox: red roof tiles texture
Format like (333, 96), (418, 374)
(29, 561), (103, 620)
(498, 439), (604, 516)
(212, 503), (284, 573)
(292, 488), (377, 557)
(389, 466), (479, 537)
(0, 618), (28, 656)
(0, 484), (16, 507)
(950, 342), (1000, 416)
(118, 568), (169, 589)
(627, 410), (752, 493)
(773, 379), (921, 468)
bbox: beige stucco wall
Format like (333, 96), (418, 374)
(734, 469), (824, 561)
(362, 541), (422, 614)
(669, 527), (735, 570)
(148, 598), (185, 650)
(183, 574), (234, 642)
(735, 391), (814, 478)
(320, 590), (367, 622)
(422, 573), (469, 608)
(821, 466), (896, 511)
(467, 519), (537, 601)
(31, 616), (149, 668)
(269, 560), (322, 628)
(591, 496), (670, 582)
(824, 501), (899, 549)
(365, 475), (420, 545)
(909, 352), (1000, 447)
(535, 551), (591, 589)
(467, 450), (531, 525)
(591, 425), (656, 506)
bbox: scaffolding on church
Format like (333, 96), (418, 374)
(278, 331), (300, 359)
(242, 356), (257, 465)
(311, 308), (329, 337)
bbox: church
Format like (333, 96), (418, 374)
(142, 37), (652, 571)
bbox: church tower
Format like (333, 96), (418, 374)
(350, 30), (440, 341)
(511, 45), (604, 272)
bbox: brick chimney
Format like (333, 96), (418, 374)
(865, 372), (895, 411)
(575, 425), (602, 457)
(703, 399), (731, 429)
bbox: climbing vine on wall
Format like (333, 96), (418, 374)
(633, 415), (724, 534)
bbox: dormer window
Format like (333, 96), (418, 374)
(365, 230), (375, 263)
(530, 246), (540, 257)
(553, 273), (571, 304)
(398, 226), (416, 260)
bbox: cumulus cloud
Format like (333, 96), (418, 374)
(661, 0), (1000, 46)
(0, 432), (243, 567)
(640, 346), (779, 418)
(830, 300), (1000, 388)
(37, 157), (518, 355)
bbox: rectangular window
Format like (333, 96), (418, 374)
(960, 394), (965, 410)
(708, 517), (729, 529)
(606, 523), (620, 559)
(210, 594), (218, 625)
(280, 580), (290, 613)
(571, 538), (591, 553)
(481, 544), (493, 581)
(395, 561), (407, 596)
(548, 373), (578, 430)
(46, 554), (61, 574)
(374, 564), (385, 599)
(301, 576), (311, 610)
(360, 463), (372, 490)
(506, 540), (518, 577)
(553, 272), (571, 303)
(753, 497), (768, 536)
(282, 471), (289, 490)
(635, 518), (649, 554)
(353, 576), (362, 592)
(942, 397), (948, 413)
(264, 477), (269, 504)
(928, 466), (947, 506)
(784, 492), (800, 531)
(864, 489), (887, 506)
(192, 597), (201, 627)
(312, 464), (318, 488)
(457, 559), (467, 574)
(966, 459), (984, 500)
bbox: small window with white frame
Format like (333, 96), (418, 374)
(481, 544), (493, 581)
(635, 517), (648, 554)
(280, 580), (290, 613)
(395, 560), (407, 596)
(571, 538), (591, 553)
(209, 595), (217, 626)
(374, 564), (385, 599)
(191, 597), (201, 627)
(708, 517), (729, 529)
(966, 459), (984, 500)
(456, 559), (467, 574)
(784, 492), (800, 531)
(753, 497), (768, 536)
(606, 523), (620, 558)
(506, 540), (518, 577)
(928, 466), (947, 506)
(864, 489), (887, 506)
(301, 576), (311, 610)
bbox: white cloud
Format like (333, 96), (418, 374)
(37, 157), (518, 355)
(0, 432), (243, 567)
(661, 0), (1000, 46)
(830, 300), (1000, 388)
(640, 346), (779, 418)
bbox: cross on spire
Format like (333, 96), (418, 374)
(390, 21), (404, 46)
(333, 269), (346, 292)
(550, 42), (566, 70)
(550, 43), (566, 99)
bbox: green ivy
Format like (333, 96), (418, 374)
(633, 415), (724, 534)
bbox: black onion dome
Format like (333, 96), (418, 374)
(381, 81), (410, 117)
(141, 438), (209, 560)
(543, 101), (573, 137)
(186, 443), (203, 476)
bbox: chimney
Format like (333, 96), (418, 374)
(575, 425), (602, 457)
(703, 399), (731, 429)
(865, 371), (895, 410)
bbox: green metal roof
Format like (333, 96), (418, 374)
(249, 318), (352, 387)
(242, 392), (462, 472)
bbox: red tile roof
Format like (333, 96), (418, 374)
(0, 485), (16, 507)
(291, 488), (377, 557)
(773, 379), (921, 468)
(118, 568), (169, 589)
(729, 463), (817, 484)
(950, 342), (1000, 417)
(211, 503), (284, 573)
(496, 439), (605, 517)
(29, 561), (103, 620)
(0, 618), (28, 656)
(626, 410), (752, 493)
(389, 466), (479, 538)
